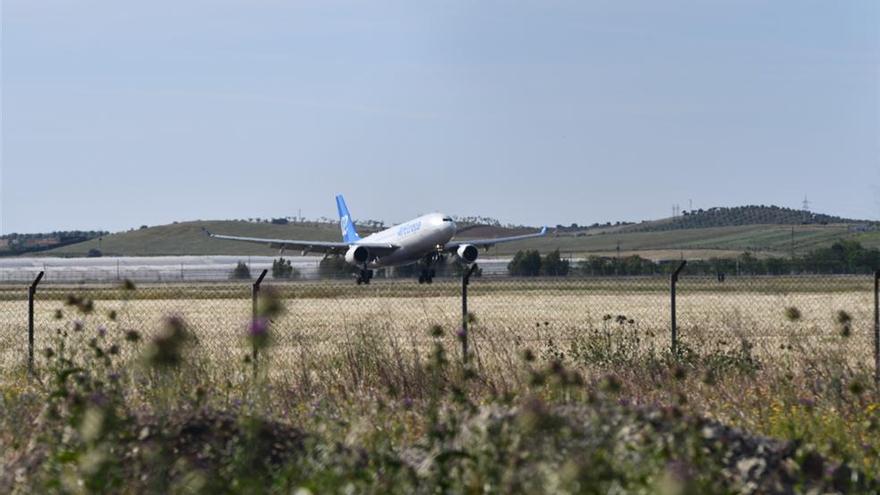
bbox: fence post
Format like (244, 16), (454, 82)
(874, 270), (879, 385)
(461, 263), (478, 364)
(28, 271), (45, 376)
(670, 261), (686, 356)
(251, 269), (268, 371)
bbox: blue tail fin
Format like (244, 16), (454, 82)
(335, 194), (361, 243)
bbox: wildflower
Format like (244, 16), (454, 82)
(73, 320), (84, 332)
(248, 317), (269, 338)
(247, 317), (271, 349)
(429, 325), (443, 338)
(97, 325), (107, 338)
(255, 288), (284, 318)
(456, 327), (467, 342)
(143, 316), (192, 368)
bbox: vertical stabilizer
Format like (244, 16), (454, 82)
(335, 194), (361, 244)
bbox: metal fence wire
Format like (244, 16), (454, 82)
(1, 269), (877, 380)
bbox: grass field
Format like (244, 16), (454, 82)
(1, 276), (874, 370)
(1, 277), (878, 492)
(40, 219), (872, 260)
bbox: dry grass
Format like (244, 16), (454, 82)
(1, 276), (878, 492)
(0, 276), (873, 379)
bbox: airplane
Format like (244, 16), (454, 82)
(208, 194), (548, 284)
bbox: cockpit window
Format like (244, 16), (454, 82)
(442, 217), (453, 222)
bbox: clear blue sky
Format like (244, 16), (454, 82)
(2, 0), (878, 233)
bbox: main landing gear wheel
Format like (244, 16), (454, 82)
(356, 268), (373, 285)
(418, 268), (436, 284)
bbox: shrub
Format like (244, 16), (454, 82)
(230, 261), (252, 279)
(271, 258), (299, 279)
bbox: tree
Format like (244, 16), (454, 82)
(230, 261), (251, 280)
(541, 249), (570, 276)
(508, 250), (542, 276)
(580, 256), (611, 276)
(271, 257), (299, 279)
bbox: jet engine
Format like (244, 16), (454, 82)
(345, 245), (370, 266)
(456, 244), (479, 264)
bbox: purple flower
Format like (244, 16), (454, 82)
(97, 325), (107, 338)
(402, 397), (414, 409)
(89, 392), (109, 408)
(456, 327), (467, 339)
(248, 317), (269, 337)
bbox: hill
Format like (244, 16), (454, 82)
(622, 205), (869, 233)
(46, 221), (378, 257)
(42, 218), (880, 261)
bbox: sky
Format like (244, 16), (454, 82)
(2, 0), (879, 234)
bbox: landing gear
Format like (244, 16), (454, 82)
(356, 267), (373, 285)
(418, 268), (436, 284)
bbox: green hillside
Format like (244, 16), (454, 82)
(42, 219), (874, 260)
(489, 223), (862, 258)
(623, 205), (868, 233)
(47, 221), (375, 257)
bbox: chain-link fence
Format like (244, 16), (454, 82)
(1, 269), (877, 380)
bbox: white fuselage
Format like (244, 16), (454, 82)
(355, 213), (456, 268)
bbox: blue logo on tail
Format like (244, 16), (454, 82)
(336, 194), (361, 244)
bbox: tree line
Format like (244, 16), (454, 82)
(508, 240), (880, 277)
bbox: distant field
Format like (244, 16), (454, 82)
(42, 219), (867, 260)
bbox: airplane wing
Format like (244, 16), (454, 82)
(445, 226), (548, 251)
(207, 232), (399, 255)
